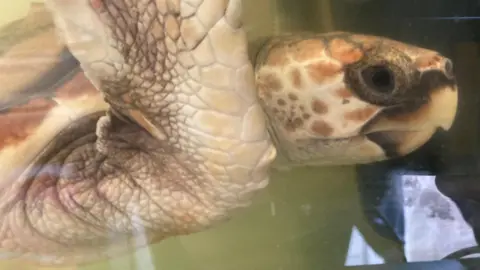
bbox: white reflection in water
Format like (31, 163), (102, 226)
(344, 226), (385, 266)
(131, 212), (156, 270)
(403, 175), (478, 262)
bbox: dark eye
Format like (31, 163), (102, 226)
(361, 65), (395, 94)
(444, 59), (454, 79)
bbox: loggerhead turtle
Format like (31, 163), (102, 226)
(0, 0), (457, 266)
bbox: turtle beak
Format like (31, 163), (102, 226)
(361, 74), (458, 158)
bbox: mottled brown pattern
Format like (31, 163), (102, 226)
(288, 93), (298, 101)
(311, 120), (333, 136)
(277, 99), (286, 106)
(0, 98), (56, 148)
(307, 61), (342, 84)
(55, 72), (99, 99)
(329, 38), (363, 64)
(311, 99), (328, 114)
(345, 107), (377, 122)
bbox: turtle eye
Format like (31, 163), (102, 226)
(361, 65), (396, 94)
(343, 48), (415, 107)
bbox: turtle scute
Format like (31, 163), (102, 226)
(0, 0), (275, 265)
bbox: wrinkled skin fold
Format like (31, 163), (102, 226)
(0, 0), (276, 265)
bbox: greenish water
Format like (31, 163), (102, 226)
(84, 166), (374, 270)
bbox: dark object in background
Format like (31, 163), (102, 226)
(357, 128), (480, 260)
(333, 0), (480, 262)
(355, 129), (452, 262)
(436, 156), (480, 246)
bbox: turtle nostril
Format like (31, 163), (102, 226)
(444, 59), (455, 79)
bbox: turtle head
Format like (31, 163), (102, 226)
(254, 32), (458, 167)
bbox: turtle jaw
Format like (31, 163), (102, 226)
(362, 83), (458, 159)
(365, 129), (441, 159)
(260, 83), (458, 168)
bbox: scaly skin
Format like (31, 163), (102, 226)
(0, 0), (459, 267)
(255, 33), (458, 167)
(0, 0), (275, 265)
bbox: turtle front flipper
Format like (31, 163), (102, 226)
(0, 0), (275, 265)
(0, 3), (108, 198)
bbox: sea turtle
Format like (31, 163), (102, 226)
(0, 0), (457, 266)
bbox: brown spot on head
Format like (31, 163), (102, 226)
(256, 32), (457, 165)
(311, 120), (333, 136)
(257, 73), (282, 92)
(294, 117), (304, 126)
(307, 61), (342, 84)
(415, 54), (442, 69)
(291, 39), (326, 62)
(277, 99), (286, 106)
(288, 93), (298, 101)
(329, 38), (364, 64)
(285, 117), (304, 132)
(336, 88), (353, 99)
(345, 107), (377, 122)
(290, 68), (303, 89)
(311, 99), (328, 114)
(264, 46), (289, 67)
(0, 98), (57, 148)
